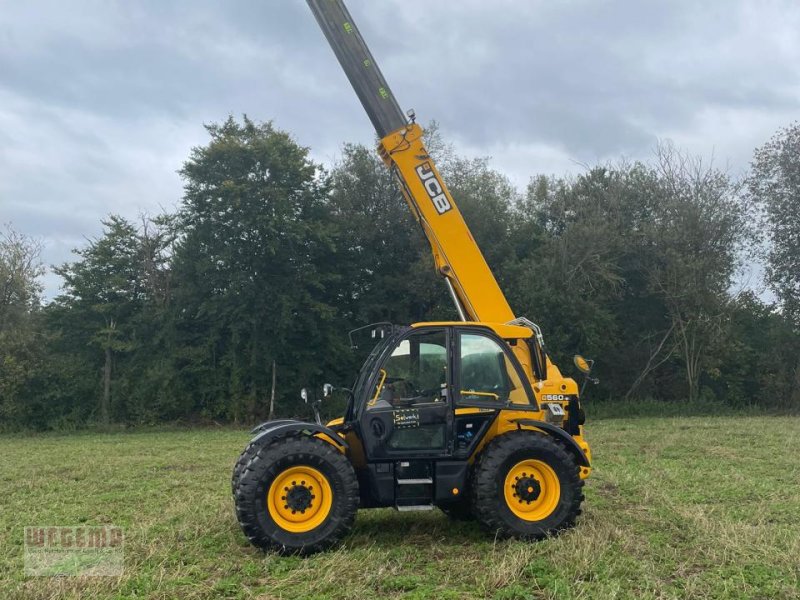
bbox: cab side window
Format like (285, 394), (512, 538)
(458, 333), (527, 405)
(368, 330), (447, 410)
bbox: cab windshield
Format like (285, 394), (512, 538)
(346, 328), (403, 421)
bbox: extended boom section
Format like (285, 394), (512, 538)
(306, 0), (406, 138)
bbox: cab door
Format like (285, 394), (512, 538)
(452, 328), (539, 458)
(358, 328), (452, 460)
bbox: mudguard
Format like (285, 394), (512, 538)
(250, 419), (297, 435)
(249, 419), (348, 449)
(511, 419), (590, 467)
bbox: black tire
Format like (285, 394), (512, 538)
(231, 434), (279, 495)
(439, 498), (475, 521)
(471, 430), (584, 540)
(233, 435), (359, 555)
(231, 422), (300, 494)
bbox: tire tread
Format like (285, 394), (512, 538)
(470, 430), (584, 539)
(233, 435), (358, 555)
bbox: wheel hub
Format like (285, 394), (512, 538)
(284, 482), (315, 513)
(513, 474), (541, 503)
(503, 458), (561, 522)
(267, 465), (333, 533)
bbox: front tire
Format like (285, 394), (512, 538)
(471, 430), (583, 539)
(233, 436), (358, 555)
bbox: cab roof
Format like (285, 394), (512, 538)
(410, 321), (533, 339)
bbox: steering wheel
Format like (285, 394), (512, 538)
(384, 377), (419, 394)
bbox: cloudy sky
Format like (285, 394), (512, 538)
(2, 0), (798, 297)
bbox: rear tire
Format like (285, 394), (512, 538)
(231, 422), (297, 494)
(233, 435), (358, 555)
(471, 430), (583, 539)
(231, 438), (268, 495)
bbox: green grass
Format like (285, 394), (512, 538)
(1, 416), (799, 599)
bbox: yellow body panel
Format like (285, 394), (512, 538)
(315, 421), (347, 455)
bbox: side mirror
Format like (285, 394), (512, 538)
(300, 388), (309, 403)
(322, 383), (333, 398)
(574, 355), (599, 397)
(573, 355), (593, 374)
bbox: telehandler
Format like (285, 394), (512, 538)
(232, 0), (594, 555)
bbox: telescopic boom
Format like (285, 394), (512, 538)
(307, 0), (515, 324)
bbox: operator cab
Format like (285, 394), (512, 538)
(354, 323), (538, 460)
(345, 323), (541, 509)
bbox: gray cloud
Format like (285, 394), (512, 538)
(1, 0), (798, 298)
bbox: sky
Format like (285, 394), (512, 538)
(1, 0), (798, 298)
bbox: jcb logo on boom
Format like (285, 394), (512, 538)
(415, 161), (452, 215)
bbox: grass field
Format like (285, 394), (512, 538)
(1, 415), (799, 599)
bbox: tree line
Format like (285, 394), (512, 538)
(1, 117), (798, 430)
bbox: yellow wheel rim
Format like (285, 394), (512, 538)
(267, 465), (333, 533)
(503, 459), (561, 522)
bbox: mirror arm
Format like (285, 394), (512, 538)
(312, 401), (322, 425)
(579, 375), (599, 397)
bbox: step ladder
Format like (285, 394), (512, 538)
(394, 462), (435, 511)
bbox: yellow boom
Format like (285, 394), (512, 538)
(307, 0), (513, 324)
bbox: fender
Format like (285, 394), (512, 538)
(511, 419), (590, 467)
(250, 419), (349, 449)
(250, 419), (297, 435)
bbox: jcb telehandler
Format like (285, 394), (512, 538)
(232, 0), (594, 555)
